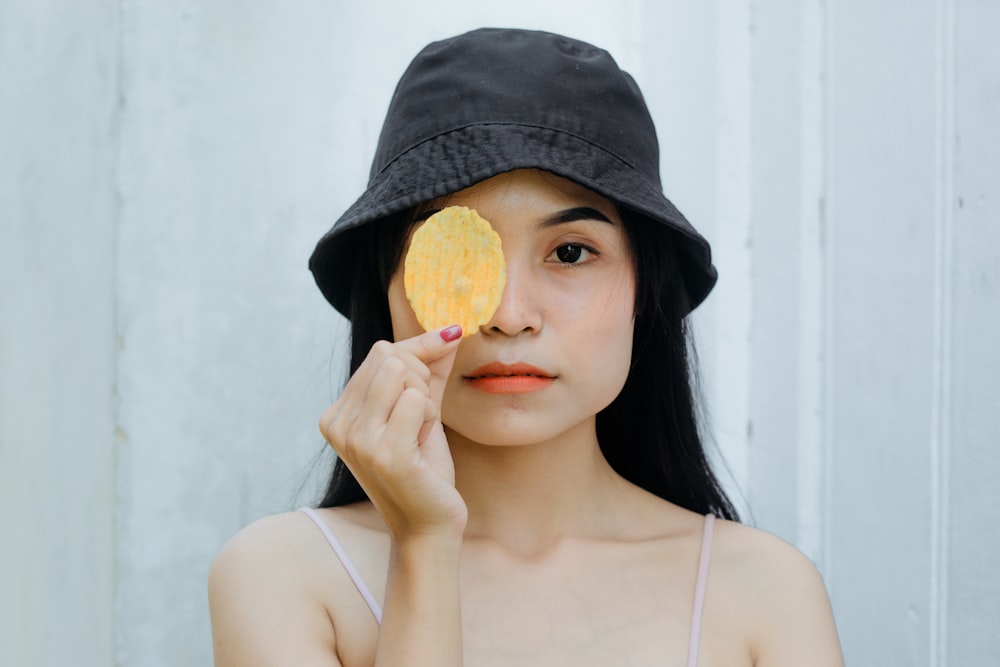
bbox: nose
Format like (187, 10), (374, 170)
(480, 261), (541, 337)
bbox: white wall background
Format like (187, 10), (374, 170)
(2, 1), (997, 665)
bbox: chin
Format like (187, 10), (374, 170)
(443, 425), (540, 448)
(441, 407), (600, 450)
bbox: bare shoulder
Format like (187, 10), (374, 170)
(208, 509), (363, 667)
(213, 510), (321, 566)
(710, 519), (823, 587)
(210, 510), (337, 598)
(708, 520), (845, 667)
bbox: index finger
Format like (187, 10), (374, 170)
(394, 325), (464, 396)
(393, 324), (463, 364)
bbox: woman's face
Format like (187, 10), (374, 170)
(387, 169), (636, 447)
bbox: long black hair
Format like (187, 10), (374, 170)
(317, 206), (739, 521)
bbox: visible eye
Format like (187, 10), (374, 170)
(549, 243), (596, 265)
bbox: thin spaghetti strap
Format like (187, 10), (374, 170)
(686, 514), (716, 667)
(299, 507), (383, 624)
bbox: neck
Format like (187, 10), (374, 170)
(446, 419), (631, 555)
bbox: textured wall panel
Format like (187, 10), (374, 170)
(746, 0), (810, 545)
(825, 2), (940, 665)
(946, 1), (1000, 664)
(0, 2), (118, 666)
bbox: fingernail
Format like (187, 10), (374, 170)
(439, 325), (463, 342)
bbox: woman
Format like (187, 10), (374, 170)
(208, 28), (844, 666)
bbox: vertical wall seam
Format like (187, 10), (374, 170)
(625, 0), (644, 85)
(713, 0), (754, 522)
(819, 0), (836, 587)
(929, 0), (955, 664)
(111, 0), (125, 664)
(795, 0), (826, 567)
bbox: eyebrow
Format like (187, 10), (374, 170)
(414, 206), (614, 226)
(539, 207), (614, 228)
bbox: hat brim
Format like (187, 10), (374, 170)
(309, 123), (717, 317)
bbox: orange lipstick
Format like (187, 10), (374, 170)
(464, 362), (556, 394)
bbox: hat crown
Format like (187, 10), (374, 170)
(370, 28), (661, 185)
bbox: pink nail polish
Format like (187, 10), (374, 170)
(440, 325), (463, 342)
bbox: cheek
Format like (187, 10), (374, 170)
(554, 272), (636, 375)
(387, 274), (424, 341)
(597, 274), (637, 380)
(598, 293), (636, 380)
(561, 269), (635, 331)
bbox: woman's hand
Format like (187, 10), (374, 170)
(320, 325), (467, 540)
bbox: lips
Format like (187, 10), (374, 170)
(463, 362), (556, 394)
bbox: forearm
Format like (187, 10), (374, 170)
(375, 535), (464, 667)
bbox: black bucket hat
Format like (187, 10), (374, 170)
(309, 27), (716, 315)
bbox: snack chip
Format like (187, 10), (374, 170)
(404, 206), (506, 337)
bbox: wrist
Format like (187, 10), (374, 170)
(382, 503), (468, 546)
(390, 531), (464, 562)
(377, 532), (464, 667)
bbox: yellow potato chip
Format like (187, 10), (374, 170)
(403, 206), (506, 337)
